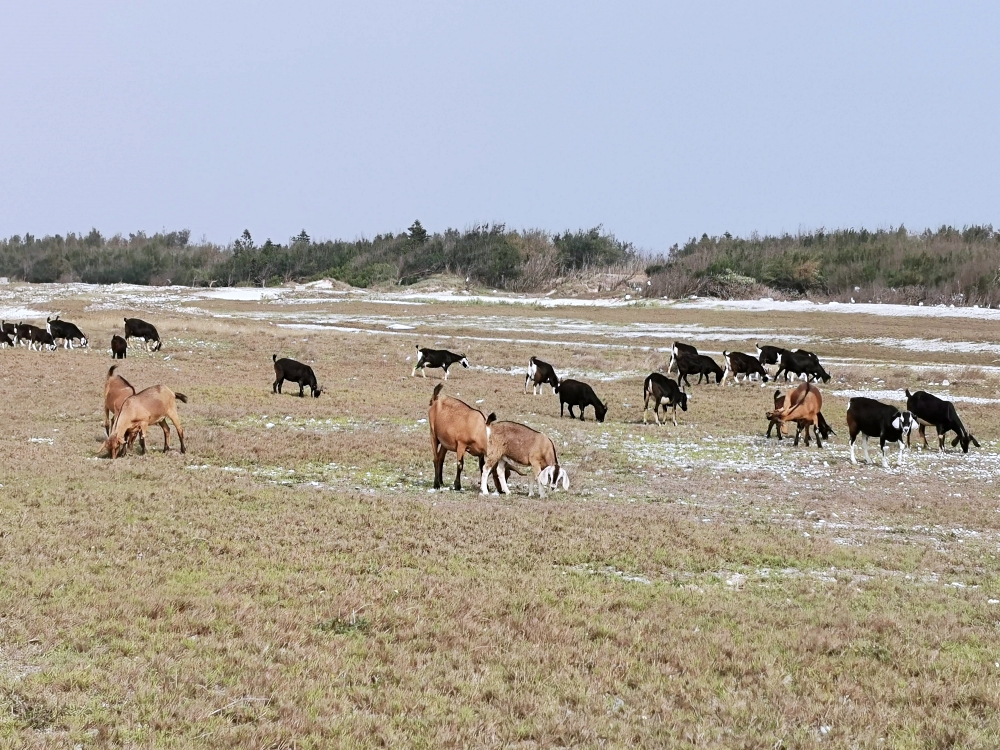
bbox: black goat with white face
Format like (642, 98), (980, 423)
(905, 389), (979, 453)
(411, 346), (469, 380)
(846, 397), (914, 468)
(47, 315), (88, 349)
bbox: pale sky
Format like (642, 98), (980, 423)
(2, 2), (997, 252)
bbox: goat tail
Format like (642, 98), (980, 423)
(174, 392), (188, 404)
(431, 383), (444, 402)
(486, 412), (497, 425)
(108, 365), (118, 377)
(272, 353), (278, 362)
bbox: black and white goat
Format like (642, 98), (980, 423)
(524, 356), (559, 395)
(124, 318), (162, 352)
(412, 345), (469, 380)
(722, 351), (770, 385)
(905, 389), (980, 453)
(775, 349), (831, 383)
(642, 373), (688, 426)
(846, 397), (914, 468)
(556, 379), (607, 422)
(47, 315), (88, 349)
(1, 321), (15, 345)
(272, 354), (322, 397)
(756, 344), (789, 368)
(676, 353), (723, 386)
(666, 342), (698, 375)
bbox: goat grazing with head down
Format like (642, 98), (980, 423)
(101, 385), (187, 458)
(428, 384), (500, 491)
(480, 417), (569, 497)
(766, 382), (826, 447)
(103, 366), (136, 437)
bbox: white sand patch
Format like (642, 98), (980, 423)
(676, 297), (1000, 321)
(196, 288), (287, 301)
(842, 337), (1000, 355)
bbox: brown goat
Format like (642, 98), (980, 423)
(766, 389), (790, 440)
(428, 384), (499, 491)
(481, 419), (568, 498)
(766, 382), (825, 447)
(101, 385), (187, 458)
(103, 365), (136, 436)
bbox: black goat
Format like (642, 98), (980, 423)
(124, 317), (162, 352)
(525, 356), (559, 395)
(905, 389), (979, 453)
(775, 349), (830, 383)
(667, 342), (699, 375)
(722, 351), (770, 385)
(756, 344), (789, 367)
(846, 397), (914, 468)
(556, 379), (607, 422)
(273, 354), (322, 397)
(111, 335), (128, 359)
(412, 345), (469, 380)
(47, 316), (88, 349)
(643, 373), (688, 426)
(676, 353), (723, 386)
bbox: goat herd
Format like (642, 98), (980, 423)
(4, 312), (984, 494)
(417, 339), (982, 498)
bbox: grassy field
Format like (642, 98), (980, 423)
(1, 284), (999, 748)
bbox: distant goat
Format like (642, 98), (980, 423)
(46, 315), (88, 349)
(272, 354), (322, 397)
(101, 385), (187, 458)
(111, 335), (127, 359)
(124, 317), (162, 352)
(103, 365), (136, 436)
(775, 349), (831, 383)
(481, 418), (568, 498)
(556, 379), (607, 422)
(0, 330), (11, 348)
(524, 356), (559, 395)
(722, 351), (770, 385)
(846, 397), (913, 468)
(14, 323), (43, 348)
(412, 346), (469, 379)
(643, 373), (688, 426)
(676, 353), (724, 387)
(666, 342), (699, 375)
(756, 344), (789, 368)
(428, 383), (499, 491)
(26, 327), (56, 351)
(905, 389), (979, 453)
(1, 321), (15, 346)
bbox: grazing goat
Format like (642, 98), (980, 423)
(481, 418), (568, 497)
(556, 379), (607, 422)
(767, 387), (834, 441)
(524, 356), (559, 395)
(766, 382), (826, 447)
(101, 385), (187, 458)
(846, 397), (913, 468)
(643, 373), (688, 426)
(47, 316), (88, 349)
(124, 317), (162, 352)
(756, 344), (789, 368)
(1, 321), (15, 347)
(111, 335), (127, 359)
(14, 323), (43, 348)
(103, 365), (136, 436)
(412, 345), (468, 379)
(722, 351), (770, 385)
(667, 342), (699, 375)
(273, 354), (322, 397)
(26, 327), (56, 351)
(428, 383), (499, 491)
(905, 389), (979, 453)
(676, 353), (724, 386)
(0, 330), (11, 348)
(775, 349), (831, 383)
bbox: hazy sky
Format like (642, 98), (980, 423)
(2, 2), (998, 252)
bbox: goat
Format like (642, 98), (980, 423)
(905, 389), (979, 453)
(124, 317), (162, 352)
(666, 342), (699, 375)
(47, 315), (88, 349)
(0, 330), (11, 348)
(676, 353), (724, 386)
(846, 397), (914, 468)
(103, 365), (136, 436)
(111, 335), (127, 359)
(0, 321), (15, 347)
(767, 387), (834, 441)
(642, 373), (688, 426)
(101, 385), (187, 458)
(722, 351), (770, 385)
(480, 418), (568, 497)
(14, 323), (43, 348)
(524, 356), (559, 395)
(766, 382), (826, 447)
(26, 327), (56, 351)
(428, 383), (499, 491)
(556, 379), (607, 422)
(756, 344), (789, 368)
(775, 349), (831, 383)
(272, 354), (322, 397)
(412, 345), (469, 379)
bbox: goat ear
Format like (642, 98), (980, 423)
(486, 412), (497, 425)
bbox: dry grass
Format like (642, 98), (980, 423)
(0, 289), (999, 747)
